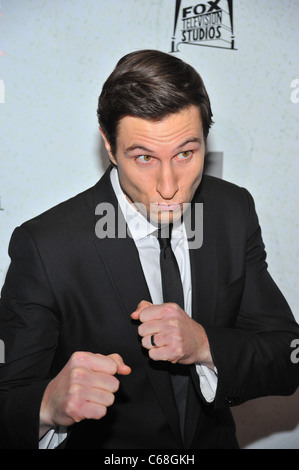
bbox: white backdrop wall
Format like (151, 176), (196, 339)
(0, 0), (298, 449)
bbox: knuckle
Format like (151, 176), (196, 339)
(138, 324), (145, 336)
(137, 325), (143, 337)
(110, 376), (120, 393)
(168, 335), (183, 357)
(107, 392), (116, 407)
(106, 355), (119, 374)
(148, 348), (156, 360)
(70, 351), (88, 367)
(70, 367), (86, 383)
(164, 303), (180, 319)
(164, 303), (175, 314)
(169, 317), (180, 329)
(174, 342), (184, 358)
(65, 395), (81, 420)
(98, 389), (115, 408)
(67, 383), (83, 405)
(110, 361), (119, 376)
(98, 405), (108, 418)
(110, 352), (121, 362)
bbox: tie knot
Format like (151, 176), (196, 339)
(157, 224), (173, 249)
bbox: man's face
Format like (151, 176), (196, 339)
(101, 105), (205, 225)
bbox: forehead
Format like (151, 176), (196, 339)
(116, 105), (203, 150)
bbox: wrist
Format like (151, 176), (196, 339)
(194, 323), (214, 369)
(39, 382), (56, 438)
(39, 423), (54, 440)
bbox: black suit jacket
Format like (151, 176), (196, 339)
(0, 167), (298, 449)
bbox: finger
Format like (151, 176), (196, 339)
(67, 397), (109, 423)
(64, 379), (118, 423)
(131, 300), (153, 320)
(141, 332), (167, 350)
(148, 345), (180, 363)
(137, 304), (165, 323)
(70, 351), (119, 375)
(78, 401), (108, 421)
(136, 302), (183, 324)
(71, 365), (120, 393)
(108, 353), (131, 376)
(70, 378), (117, 406)
(70, 351), (130, 376)
(138, 319), (161, 338)
(82, 385), (117, 408)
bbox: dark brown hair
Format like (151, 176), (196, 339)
(97, 49), (213, 156)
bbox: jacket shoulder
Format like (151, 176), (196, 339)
(21, 185), (95, 237)
(20, 169), (114, 240)
(200, 174), (245, 196)
(196, 175), (257, 235)
(198, 174), (254, 208)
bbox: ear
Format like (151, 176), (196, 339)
(100, 128), (117, 166)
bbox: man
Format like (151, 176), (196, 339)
(0, 50), (298, 449)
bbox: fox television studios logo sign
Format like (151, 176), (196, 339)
(170, 0), (236, 52)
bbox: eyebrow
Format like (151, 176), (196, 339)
(124, 144), (153, 156)
(176, 137), (202, 150)
(124, 137), (202, 156)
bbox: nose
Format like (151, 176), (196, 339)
(156, 164), (179, 200)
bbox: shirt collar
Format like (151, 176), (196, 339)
(110, 167), (157, 241)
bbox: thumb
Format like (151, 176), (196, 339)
(131, 300), (153, 320)
(108, 353), (131, 376)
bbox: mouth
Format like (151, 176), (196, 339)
(155, 203), (182, 211)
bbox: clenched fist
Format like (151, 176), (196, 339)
(39, 351), (131, 438)
(131, 300), (214, 368)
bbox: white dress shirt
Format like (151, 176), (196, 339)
(40, 168), (217, 448)
(110, 168), (217, 401)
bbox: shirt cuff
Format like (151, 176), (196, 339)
(195, 364), (218, 403)
(39, 426), (68, 449)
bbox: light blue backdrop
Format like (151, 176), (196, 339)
(0, 0), (298, 449)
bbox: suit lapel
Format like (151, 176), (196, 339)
(184, 181), (219, 448)
(189, 200), (218, 327)
(92, 168), (183, 446)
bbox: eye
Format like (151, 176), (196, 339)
(177, 150), (192, 159)
(136, 155), (152, 164)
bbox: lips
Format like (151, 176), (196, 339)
(155, 203), (182, 211)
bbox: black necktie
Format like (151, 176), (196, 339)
(157, 224), (189, 439)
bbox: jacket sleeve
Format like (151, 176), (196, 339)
(0, 226), (60, 449)
(204, 189), (299, 409)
